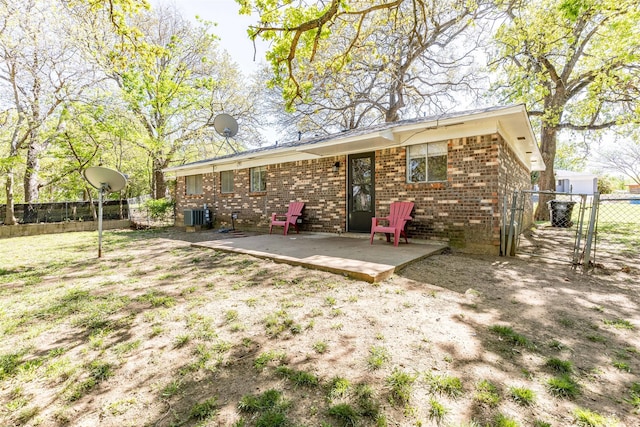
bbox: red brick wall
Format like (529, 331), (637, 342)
(173, 132), (532, 253)
(374, 134), (506, 252)
(175, 157), (346, 232)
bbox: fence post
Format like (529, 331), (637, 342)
(501, 195), (507, 255)
(582, 193), (599, 271)
(571, 194), (587, 268)
(506, 192), (518, 256)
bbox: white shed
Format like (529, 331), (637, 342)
(555, 169), (598, 195)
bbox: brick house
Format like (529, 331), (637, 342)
(163, 105), (544, 254)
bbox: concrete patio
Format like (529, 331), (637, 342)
(192, 232), (447, 282)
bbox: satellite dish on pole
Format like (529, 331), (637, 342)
(212, 113), (239, 153)
(83, 166), (127, 258)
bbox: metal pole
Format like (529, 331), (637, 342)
(501, 195), (507, 256)
(582, 193), (599, 271)
(98, 186), (104, 258)
(506, 192), (518, 256)
(572, 194), (587, 268)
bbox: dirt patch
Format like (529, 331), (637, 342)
(0, 228), (638, 426)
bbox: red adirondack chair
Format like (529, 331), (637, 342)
(270, 202), (305, 235)
(369, 201), (414, 247)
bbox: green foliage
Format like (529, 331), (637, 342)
(494, 413), (520, 427)
(474, 379), (500, 407)
(276, 366), (319, 387)
(137, 290), (175, 307)
(327, 403), (360, 426)
(313, 341), (328, 354)
(625, 382), (640, 411)
(264, 310), (295, 337)
(367, 345), (390, 370)
(602, 318), (634, 330)
(161, 380), (182, 398)
(327, 376), (351, 400)
(0, 350), (24, 380)
(428, 398), (449, 424)
(238, 389), (290, 426)
(597, 174), (626, 194)
(238, 389), (286, 413)
(490, 0), (640, 191)
(547, 374), (580, 398)
(67, 360), (114, 402)
(555, 140), (587, 171)
(254, 350), (286, 370)
(573, 407), (620, 426)
(425, 373), (464, 398)
(189, 397), (218, 421)
(509, 386), (535, 406)
(545, 358), (573, 374)
(386, 368), (417, 406)
(489, 325), (531, 348)
(144, 197), (175, 219)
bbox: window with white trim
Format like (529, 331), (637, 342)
(250, 166), (267, 192)
(221, 170), (234, 193)
(185, 174), (203, 195)
(407, 141), (448, 183)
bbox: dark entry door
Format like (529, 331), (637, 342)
(348, 152), (375, 232)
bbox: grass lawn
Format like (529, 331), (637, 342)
(0, 229), (638, 426)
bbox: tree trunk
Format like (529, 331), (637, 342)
(153, 158), (167, 199)
(4, 170), (17, 225)
(534, 124), (558, 221)
(24, 139), (40, 203)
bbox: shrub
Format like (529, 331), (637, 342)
(143, 198), (175, 220)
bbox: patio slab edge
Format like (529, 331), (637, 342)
(191, 238), (447, 283)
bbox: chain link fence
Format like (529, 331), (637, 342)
(592, 194), (640, 269)
(128, 195), (175, 229)
(0, 200), (128, 225)
(503, 190), (640, 270)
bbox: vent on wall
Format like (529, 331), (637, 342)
(184, 209), (205, 226)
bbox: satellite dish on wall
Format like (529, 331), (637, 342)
(83, 166), (128, 258)
(212, 113), (239, 153)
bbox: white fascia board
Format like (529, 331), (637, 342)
(295, 129), (396, 156)
(165, 149), (321, 177)
(398, 121), (498, 145)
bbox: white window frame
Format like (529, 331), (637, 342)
(407, 141), (448, 183)
(250, 166), (267, 192)
(221, 170), (234, 194)
(185, 174), (203, 195)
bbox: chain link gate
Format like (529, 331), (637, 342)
(591, 195), (640, 270)
(501, 190), (598, 269)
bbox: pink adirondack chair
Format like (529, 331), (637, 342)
(370, 202), (414, 247)
(270, 202), (305, 235)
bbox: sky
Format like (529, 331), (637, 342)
(154, 0), (267, 73)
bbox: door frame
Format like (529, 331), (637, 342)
(347, 152), (375, 233)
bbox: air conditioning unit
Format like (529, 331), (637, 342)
(184, 209), (205, 226)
